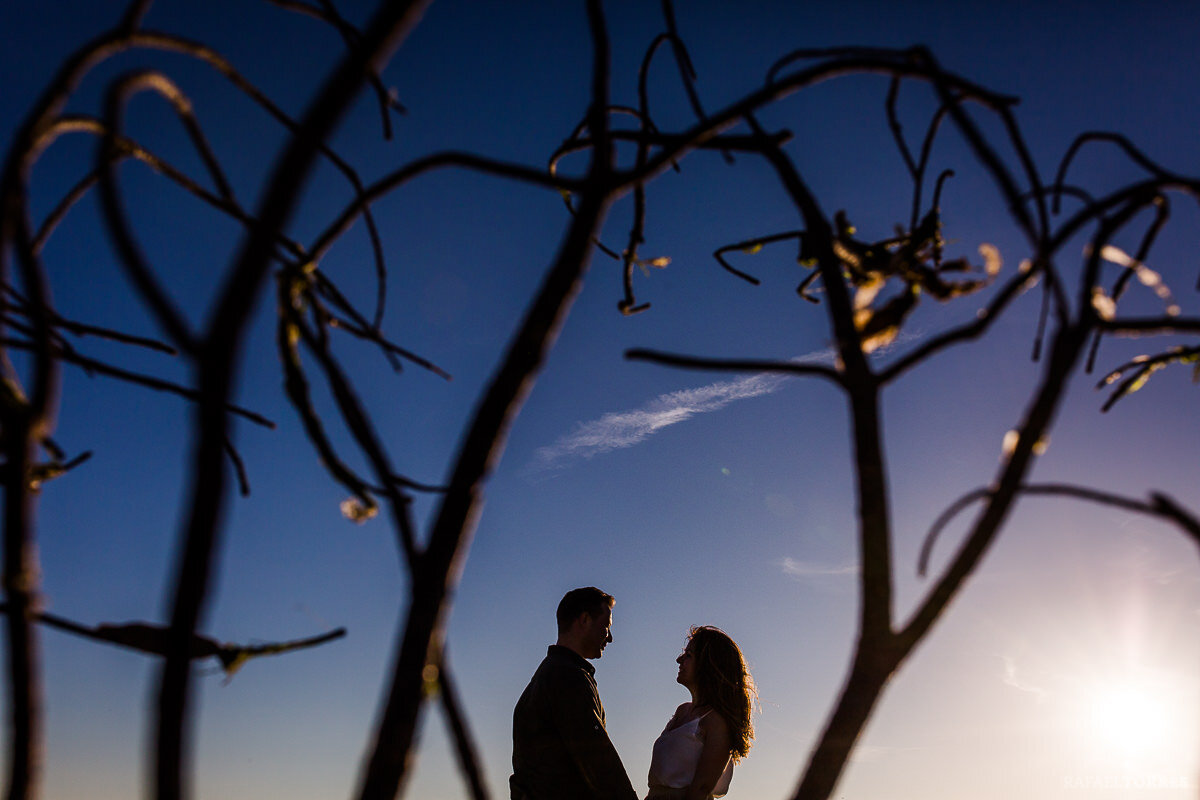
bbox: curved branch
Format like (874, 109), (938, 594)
(1053, 131), (1171, 214)
(712, 231), (805, 285)
(97, 71), (202, 352)
(266, 0), (407, 139)
(310, 151), (581, 262)
(916, 486), (991, 577)
(920, 483), (1200, 577)
(33, 117), (308, 264)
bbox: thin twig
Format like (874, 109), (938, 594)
(0, 337), (274, 428)
(293, 310), (419, 563)
(712, 231), (805, 285)
(1053, 131), (1171, 214)
(223, 437), (250, 497)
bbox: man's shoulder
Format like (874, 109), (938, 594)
(522, 646), (599, 704)
(537, 645), (595, 678)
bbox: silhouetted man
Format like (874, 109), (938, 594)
(511, 587), (638, 800)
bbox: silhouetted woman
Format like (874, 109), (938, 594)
(646, 626), (755, 800)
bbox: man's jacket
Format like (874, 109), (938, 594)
(511, 645), (638, 800)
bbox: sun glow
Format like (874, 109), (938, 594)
(1086, 679), (1174, 756)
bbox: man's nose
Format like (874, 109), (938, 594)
(606, 631), (613, 643)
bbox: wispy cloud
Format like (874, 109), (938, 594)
(529, 372), (785, 471)
(778, 557), (859, 579)
(529, 349), (837, 474)
(1000, 655), (1048, 701)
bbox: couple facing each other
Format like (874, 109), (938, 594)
(511, 587), (756, 800)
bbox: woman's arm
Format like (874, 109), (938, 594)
(685, 712), (732, 800)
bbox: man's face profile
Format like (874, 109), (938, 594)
(580, 607), (613, 659)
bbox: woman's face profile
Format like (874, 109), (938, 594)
(675, 643), (696, 689)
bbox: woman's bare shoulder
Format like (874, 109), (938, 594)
(664, 701), (693, 729)
(670, 701), (693, 720)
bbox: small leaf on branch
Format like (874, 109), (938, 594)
(1100, 245), (1180, 315)
(1001, 430), (1019, 458)
(853, 274), (886, 311)
(340, 497), (378, 523)
(978, 243), (1002, 276)
(854, 287), (917, 354)
(742, 243), (763, 255)
(1090, 288), (1117, 320)
(1100, 362), (1166, 411)
(1000, 429), (1049, 458)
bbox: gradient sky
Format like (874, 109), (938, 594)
(2, 1), (1199, 799)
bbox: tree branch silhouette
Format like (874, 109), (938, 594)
(4, 5), (1198, 800)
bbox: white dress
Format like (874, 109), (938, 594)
(646, 710), (733, 798)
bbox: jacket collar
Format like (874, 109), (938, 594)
(547, 644), (595, 676)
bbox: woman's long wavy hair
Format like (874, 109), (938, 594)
(688, 626), (756, 761)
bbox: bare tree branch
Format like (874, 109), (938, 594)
(98, 71), (205, 352)
(2, 607), (346, 677)
(0, 337), (275, 429)
(712, 231), (805, 286)
(266, 0), (407, 140)
(153, 3), (434, 799)
(625, 348), (843, 385)
(919, 483), (1200, 577)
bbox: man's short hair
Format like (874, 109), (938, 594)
(556, 587), (615, 634)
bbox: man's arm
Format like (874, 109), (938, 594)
(548, 669), (638, 800)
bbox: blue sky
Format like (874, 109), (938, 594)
(2, 1), (1199, 799)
